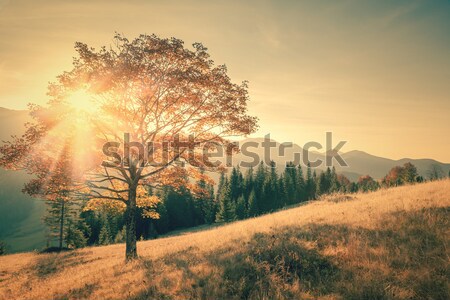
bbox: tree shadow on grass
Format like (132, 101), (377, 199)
(286, 207), (450, 299)
(132, 236), (341, 299)
(31, 250), (100, 299)
(33, 250), (97, 278)
(132, 206), (449, 299)
(53, 282), (98, 300)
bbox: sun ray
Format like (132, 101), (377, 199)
(64, 90), (99, 113)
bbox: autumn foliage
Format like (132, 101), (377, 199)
(0, 33), (258, 260)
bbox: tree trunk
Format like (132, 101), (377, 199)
(125, 185), (138, 261)
(59, 199), (65, 250)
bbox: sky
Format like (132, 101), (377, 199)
(0, 0), (449, 162)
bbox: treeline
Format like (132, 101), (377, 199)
(215, 162), (349, 222)
(212, 161), (446, 222)
(21, 161), (447, 253)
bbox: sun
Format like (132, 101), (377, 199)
(65, 89), (98, 113)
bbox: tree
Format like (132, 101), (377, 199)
(247, 189), (258, 217)
(243, 167), (254, 200)
(44, 199), (82, 249)
(114, 226), (127, 243)
(336, 174), (351, 193)
(284, 162), (297, 205)
(383, 163), (419, 187)
(190, 168), (216, 225)
(330, 166), (340, 193)
(260, 161), (278, 213)
(153, 200), (170, 234)
(20, 141), (81, 250)
(0, 34), (257, 260)
(99, 224), (112, 245)
(277, 176), (287, 207)
(401, 162), (418, 183)
(255, 162), (267, 193)
(216, 181), (236, 222)
(229, 166), (243, 202)
(305, 163), (316, 200)
(163, 185), (194, 230)
(427, 164), (444, 181)
(235, 195), (247, 220)
(357, 175), (379, 192)
(296, 165), (306, 201)
(383, 166), (405, 187)
(316, 169), (332, 196)
(65, 221), (88, 249)
(204, 185), (217, 224)
(216, 171), (226, 201)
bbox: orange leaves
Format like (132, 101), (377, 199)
(136, 193), (160, 219)
(83, 198), (126, 214)
(382, 163), (419, 186)
(150, 166), (190, 189)
(84, 180), (161, 219)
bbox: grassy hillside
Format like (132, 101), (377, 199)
(0, 180), (449, 299)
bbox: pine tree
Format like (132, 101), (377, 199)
(164, 185), (194, 229)
(79, 210), (101, 246)
(317, 168), (332, 196)
(23, 142), (81, 250)
(260, 161), (279, 212)
(238, 167), (244, 198)
(42, 198), (80, 249)
(243, 167), (254, 200)
(114, 226), (126, 243)
(255, 161), (266, 195)
(204, 184), (217, 224)
(192, 169), (209, 225)
(297, 165), (306, 201)
(278, 176), (287, 207)
(247, 189), (258, 217)
(235, 195), (247, 220)
(216, 171), (226, 202)
(97, 213), (113, 245)
(99, 222), (112, 245)
(156, 201), (170, 233)
(312, 170), (317, 199)
(229, 166), (244, 202)
(216, 181), (236, 222)
(305, 163), (316, 200)
(330, 166), (340, 193)
(284, 162), (297, 204)
(65, 221), (88, 249)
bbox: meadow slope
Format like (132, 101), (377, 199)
(1, 180), (449, 299)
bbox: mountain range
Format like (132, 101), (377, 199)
(227, 137), (449, 181)
(0, 107), (448, 253)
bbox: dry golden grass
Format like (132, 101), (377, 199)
(1, 180), (449, 299)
